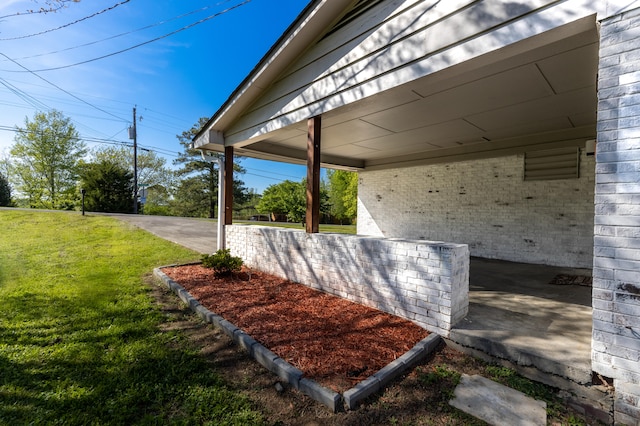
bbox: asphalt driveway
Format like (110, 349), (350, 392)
(102, 213), (218, 254)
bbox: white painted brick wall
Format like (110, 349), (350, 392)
(595, 7), (640, 424)
(226, 225), (469, 337)
(357, 153), (595, 268)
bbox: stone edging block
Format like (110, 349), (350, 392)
(344, 333), (442, 410)
(299, 378), (342, 412)
(153, 265), (442, 413)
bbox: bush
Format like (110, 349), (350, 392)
(202, 249), (243, 277)
(0, 173), (11, 207)
(142, 204), (172, 216)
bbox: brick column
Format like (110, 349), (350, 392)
(594, 7), (640, 425)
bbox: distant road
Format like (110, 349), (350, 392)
(99, 213), (218, 254)
(0, 208), (219, 253)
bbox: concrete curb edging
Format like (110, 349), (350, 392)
(344, 333), (442, 409)
(153, 266), (442, 413)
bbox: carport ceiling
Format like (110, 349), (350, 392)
(235, 19), (598, 170)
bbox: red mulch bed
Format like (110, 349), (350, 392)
(162, 264), (429, 392)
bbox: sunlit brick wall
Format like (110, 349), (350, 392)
(226, 225), (469, 337)
(593, 7), (640, 425)
(357, 153), (595, 268)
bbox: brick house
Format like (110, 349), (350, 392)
(193, 1), (640, 422)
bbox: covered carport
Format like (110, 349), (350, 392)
(193, 1), (640, 423)
(198, 1), (599, 267)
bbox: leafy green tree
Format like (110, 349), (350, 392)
(343, 171), (358, 219)
(93, 145), (173, 190)
(173, 118), (249, 218)
(0, 172), (11, 206)
(0, 153), (10, 180)
(141, 184), (172, 216)
(327, 169), (358, 223)
(78, 160), (133, 213)
(327, 170), (351, 223)
(10, 110), (86, 209)
(256, 179), (330, 223)
(256, 180), (305, 223)
(168, 176), (210, 218)
(235, 188), (262, 219)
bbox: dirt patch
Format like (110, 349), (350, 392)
(148, 269), (601, 425)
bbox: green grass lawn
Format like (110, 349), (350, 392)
(0, 210), (265, 425)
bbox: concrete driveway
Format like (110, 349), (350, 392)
(102, 213), (218, 254)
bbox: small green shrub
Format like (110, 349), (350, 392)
(142, 204), (172, 216)
(202, 249), (243, 277)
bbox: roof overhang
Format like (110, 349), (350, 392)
(192, 1), (615, 171)
(193, 0), (350, 149)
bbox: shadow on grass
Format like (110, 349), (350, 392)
(0, 291), (264, 425)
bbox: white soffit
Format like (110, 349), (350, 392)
(203, 2), (600, 170)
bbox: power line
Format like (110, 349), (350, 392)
(0, 124), (132, 147)
(1, 123), (300, 184)
(0, 77), (163, 124)
(244, 172), (292, 182)
(0, 1), (130, 41)
(0, 77), (129, 141)
(3, 1), (235, 60)
(0, 77), (50, 111)
(0, 81), (193, 143)
(142, 106), (193, 127)
(0, 85), (127, 124)
(0, 0), (252, 73)
(246, 167), (302, 179)
(0, 52), (128, 122)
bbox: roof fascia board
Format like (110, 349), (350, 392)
(193, 0), (354, 146)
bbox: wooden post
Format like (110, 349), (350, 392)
(224, 146), (234, 225)
(306, 116), (321, 233)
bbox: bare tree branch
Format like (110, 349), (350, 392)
(0, 0), (80, 20)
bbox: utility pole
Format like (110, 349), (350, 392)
(130, 106), (138, 214)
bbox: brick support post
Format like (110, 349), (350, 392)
(594, 7), (640, 424)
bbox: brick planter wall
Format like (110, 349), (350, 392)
(226, 225), (469, 337)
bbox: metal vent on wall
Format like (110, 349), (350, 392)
(524, 147), (579, 181)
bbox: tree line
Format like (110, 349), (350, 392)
(0, 110), (358, 224)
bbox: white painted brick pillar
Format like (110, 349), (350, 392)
(594, 6), (640, 424)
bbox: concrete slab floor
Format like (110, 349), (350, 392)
(450, 257), (593, 385)
(450, 374), (547, 426)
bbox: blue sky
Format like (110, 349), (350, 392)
(0, 0), (311, 193)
